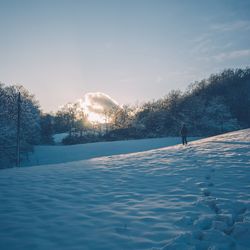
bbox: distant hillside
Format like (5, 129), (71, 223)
(131, 68), (250, 137)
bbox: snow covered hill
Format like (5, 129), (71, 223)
(0, 129), (250, 250)
(23, 137), (199, 167)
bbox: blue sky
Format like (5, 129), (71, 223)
(0, 0), (250, 112)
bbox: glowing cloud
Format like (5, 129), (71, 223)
(82, 92), (120, 123)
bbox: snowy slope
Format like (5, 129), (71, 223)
(0, 129), (250, 250)
(53, 133), (68, 144)
(23, 137), (198, 167)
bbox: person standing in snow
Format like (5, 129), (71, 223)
(180, 124), (188, 145)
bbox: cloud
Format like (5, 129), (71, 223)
(191, 20), (250, 57)
(210, 20), (250, 32)
(214, 49), (250, 61)
(83, 92), (120, 115)
(191, 36), (213, 54)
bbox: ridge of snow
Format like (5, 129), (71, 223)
(0, 129), (249, 249)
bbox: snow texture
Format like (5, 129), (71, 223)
(0, 129), (250, 250)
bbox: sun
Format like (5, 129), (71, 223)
(86, 112), (106, 124)
(81, 100), (107, 124)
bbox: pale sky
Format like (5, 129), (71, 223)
(0, 0), (250, 112)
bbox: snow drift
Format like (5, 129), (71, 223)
(0, 129), (249, 250)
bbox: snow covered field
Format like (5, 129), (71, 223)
(0, 129), (250, 249)
(23, 137), (198, 166)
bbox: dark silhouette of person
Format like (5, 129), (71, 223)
(180, 124), (188, 145)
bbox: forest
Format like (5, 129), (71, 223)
(1, 68), (250, 167)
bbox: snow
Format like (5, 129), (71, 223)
(52, 133), (68, 144)
(0, 129), (250, 250)
(23, 137), (198, 166)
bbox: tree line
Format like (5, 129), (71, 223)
(0, 68), (249, 167)
(52, 68), (249, 144)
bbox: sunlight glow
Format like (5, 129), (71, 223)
(86, 112), (106, 124)
(81, 92), (120, 124)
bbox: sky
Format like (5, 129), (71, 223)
(0, 0), (250, 112)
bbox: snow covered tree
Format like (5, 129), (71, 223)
(202, 97), (239, 134)
(0, 83), (41, 168)
(40, 114), (54, 144)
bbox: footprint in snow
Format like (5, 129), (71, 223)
(196, 182), (207, 188)
(207, 199), (220, 214)
(222, 208), (248, 236)
(205, 175), (211, 180)
(208, 182), (214, 187)
(201, 188), (211, 197)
